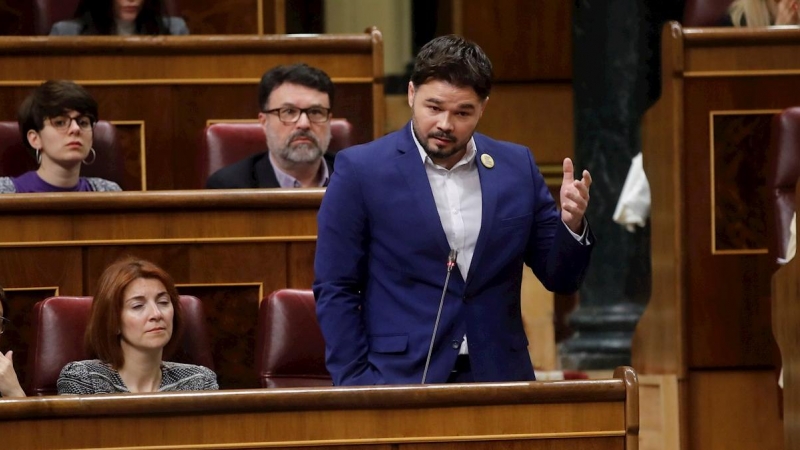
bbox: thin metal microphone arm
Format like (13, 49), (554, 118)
(422, 249), (458, 384)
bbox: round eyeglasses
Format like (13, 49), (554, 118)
(0, 317), (9, 335)
(48, 115), (95, 132)
(263, 107), (331, 124)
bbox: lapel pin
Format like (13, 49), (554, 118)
(480, 154), (495, 169)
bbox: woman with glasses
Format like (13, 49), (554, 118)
(0, 287), (25, 397)
(50, 0), (189, 36)
(0, 80), (121, 193)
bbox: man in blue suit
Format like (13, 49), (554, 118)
(314, 35), (594, 386)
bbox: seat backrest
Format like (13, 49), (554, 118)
(197, 118), (354, 188)
(768, 107), (800, 263)
(27, 295), (214, 396)
(33, 0), (180, 35)
(0, 121), (125, 188)
(256, 289), (331, 388)
(682, 0), (736, 26)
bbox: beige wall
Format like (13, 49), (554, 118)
(324, 0), (412, 75)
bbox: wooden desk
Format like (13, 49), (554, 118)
(0, 366), (639, 450)
(633, 22), (797, 450)
(772, 183), (800, 450)
(0, 189), (322, 390)
(0, 32), (385, 190)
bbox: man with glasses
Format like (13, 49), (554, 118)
(0, 288), (25, 397)
(206, 64), (335, 189)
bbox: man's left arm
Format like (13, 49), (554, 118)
(525, 156), (594, 293)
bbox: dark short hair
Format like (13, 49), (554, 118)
(85, 257), (184, 369)
(75, 0), (169, 35)
(258, 63), (335, 111)
(410, 35), (493, 100)
(17, 80), (98, 151)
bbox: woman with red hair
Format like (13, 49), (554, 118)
(57, 257), (217, 394)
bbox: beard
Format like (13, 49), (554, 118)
(269, 129), (330, 165)
(411, 121), (469, 162)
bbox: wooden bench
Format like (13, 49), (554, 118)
(0, 366), (639, 450)
(634, 22), (800, 449)
(0, 31), (384, 190)
(0, 189), (322, 390)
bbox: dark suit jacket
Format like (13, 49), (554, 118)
(205, 151), (335, 189)
(313, 122), (594, 386)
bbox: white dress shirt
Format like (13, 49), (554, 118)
(412, 130), (482, 281)
(412, 125), (482, 355)
(410, 123), (589, 356)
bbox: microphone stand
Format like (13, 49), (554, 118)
(421, 249), (458, 384)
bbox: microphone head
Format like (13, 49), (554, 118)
(447, 249), (458, 269)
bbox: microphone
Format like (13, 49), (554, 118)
(422, 249), (458, 384)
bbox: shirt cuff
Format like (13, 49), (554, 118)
(564, 218), (590, 245)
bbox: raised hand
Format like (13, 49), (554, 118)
(0, 350), (25, 397)
(776, 0), (799, 25)
(560, 157), (592, 234)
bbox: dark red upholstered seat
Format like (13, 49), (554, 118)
(682, 0), (736, 26)
(197, 118), (353, 188)
(768, 107), (800, 263)
(256, 289), (332, 388)
(26, 295), (214, 396)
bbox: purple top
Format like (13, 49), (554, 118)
(11, 171), (93, 193)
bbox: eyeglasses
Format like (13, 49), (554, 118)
(0, 317), (9, 335)
(48, 115), (95, 132)
(263, 106), (331, 124)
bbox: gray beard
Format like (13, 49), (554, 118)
(277, 143), (324, 164)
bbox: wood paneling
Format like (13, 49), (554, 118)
(637, 375), (680, 450)
(477, 83), (573, 167)
(773, 221), (800, 450)
(689, 371), (783, 450)
(0, 368), (639, 449)
(0, 190), (322, 390)
(0, 33), (385, 189)
(436, 0), (574, 183)
(634, 21), (797, 450)
(0, 0), (33, 35)
(2, 286), (59, 392)
(179, 0), (260, 34)
(711, 113), (772, 252)
(451, 0), (572, 81)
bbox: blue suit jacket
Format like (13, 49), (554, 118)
(314, 123), (593, 386)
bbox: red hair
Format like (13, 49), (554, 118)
(85, 257), (184, 368)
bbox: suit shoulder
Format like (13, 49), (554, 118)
(164, 16), (190, 35)
(49, 20), (84, 36)
(162, 361), (219, 390)
(206, 152), (266, 189)
(86, 177), (122, 192)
